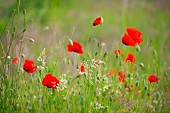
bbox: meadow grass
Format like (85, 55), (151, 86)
(0, 0), (170, 112)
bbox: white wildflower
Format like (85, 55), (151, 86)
(37, 48), (46, 70)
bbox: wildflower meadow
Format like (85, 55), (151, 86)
(0, 0), (170, 113)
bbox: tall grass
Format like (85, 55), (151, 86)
(0, 0), (170, 112)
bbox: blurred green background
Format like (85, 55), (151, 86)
(0, 0), (170, 64)
(0, 0), (170, 111)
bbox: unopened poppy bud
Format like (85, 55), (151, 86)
(23, 10), (26, 15)
(119, 61), (122, 66)
(135, 81), (139, 87)
(7, 56), (11, 59)
(127, 73), (131, 78)
(13, 27), (16, 32)
(68, 39), (73, 46)
(76, 64), (79, 69)
(68, 60), (71, 65)
(17, 0), (20, 6)
(144, 86), (148, 90)
(116, 52), (119, 58)
(29, 38), (34, 42)
(21, 53), (25, 58)
(97, 42), (100, 48)
(153, 50), (157, 56)
(6, 30), (9, 37)
(22, 28), (26, 33)
(136, 45), (140, 52)
(103, 52), (107, 58)
(95, 51), (98, 56)
(12, 33), (15, 39)
(139, 63), (144, 68)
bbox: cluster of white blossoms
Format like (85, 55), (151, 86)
(57, 74), (68, 91)
(90, 101), (107, 110)
(37, 48), (46, 70)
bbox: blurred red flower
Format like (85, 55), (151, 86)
(125, 53), (136, 63)
(122, 33), (136, 46)
(93, 17), (103, 26)
(42, 74), (60, 89)
(80, 64), (85, 73)
(23, 60), (37, 73)
(114, 50), (122, 55)
(148, 74), (160, 83)
(126, 28), (143, 44)
(12, 57), (19, 64)
(122, 28), (144, 46)
(67, 41), (83, 54)
(118, 70), (126, 83)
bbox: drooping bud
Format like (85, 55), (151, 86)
(139, 63), (144, 68)
(68, 39), (73, 46)
(21, 53), (25, 58)
(153, 50), (157, 56)
(29, 38), (34, 42)
(136, 45), (140, 52)
(116, 52), (119, 58)
(68, 60), (71, 65)
(22, 28), (26, 33)
(63, 58), (67, 64)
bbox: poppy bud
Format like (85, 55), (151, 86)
(135, 81), (139, 87)
(153, 50), (157, 56)
(17, 0), (20, 6)
(21, 53), (25, 58)
(22, 28), (26, 33)
(119, 61), (122, 66)
(23, 10), (26, 15)
(13, 27), (16, 32)
(144, 86), (148, 90)
(95, 51), (98, 56)
(76, 64), (79, 69)
(6, 30), (9, 37)
(68, 60), (71, 65)
(29, 38), (34, 42)
(136, 45), (140, 52)
(68, 39), (73, 46)
(139, 63), (144, 68)
(116, 52), (119, 58)
(103, 52), (108, 58)
(12, 33), (15, 39)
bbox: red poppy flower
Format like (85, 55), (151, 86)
(42, 74), (60, 89)
(67, 41), (83, 54)
(122, 33), (136, 46)
(148, 74), (160, 83)
(114, 50), (122, 55)
(122, 28), (144, 46)
(125, 53), (136, 63)
(118, 70), (126, 83)
(23, 60), (37, 73)
(93, 17), (103, 26)
(126, 28), (143, 44)
(80, 64), (85, 73)
(12, 57), (19, 64)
